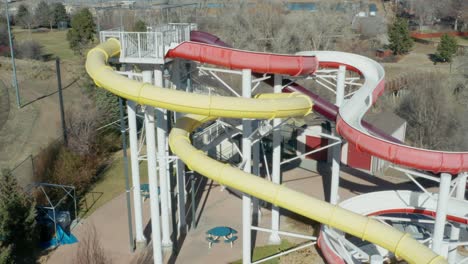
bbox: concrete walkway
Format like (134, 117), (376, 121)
(44, 193), (151, 264)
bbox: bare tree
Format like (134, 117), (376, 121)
(410, 0), (441, 31)
(73, 223), (111, 264)
(437, 0), (468, 30)
(395, 72), (465, 151)
(272, 9), (351, 53)
(65, 99), (98, 155)
(199, 0), (351, 54)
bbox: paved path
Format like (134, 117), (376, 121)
(44, 193), (151, 264)
(0, 80), (10, 131)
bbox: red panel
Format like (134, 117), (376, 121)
(166, 42), (319, 76)
(337, 116), (468, 174)
(347, 141), (372, 171)
(318, 233), (346, 264)
(368, 208), (468, 225)
(305, 136), (328, 161)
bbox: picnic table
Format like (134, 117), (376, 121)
(206, 226), (238, 248)
(140, 184), (160, 201)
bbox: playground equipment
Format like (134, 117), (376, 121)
(86, 25), (467, 263)
(27, 183), (78, 248)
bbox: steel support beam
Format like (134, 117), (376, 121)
(330, 65), (345, 205)
(432, 173), (452, 256)
(269, 74), (282, 245)
(242, 69), (252, 264)
(173, 60), (187, 233)
(154, 69), (173, 249)
(448, 172), (467, 262)
(127, 97), (146, 248)
(143, 74), (163, 263)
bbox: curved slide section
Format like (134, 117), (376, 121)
(166, 42), (319, 77)
(340, 191), (468, 224)
(86, 39), (445, 264)
(320, 191), (468, 263)
(191, 31), (468, 174)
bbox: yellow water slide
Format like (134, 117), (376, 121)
(86, 39), (446, 264)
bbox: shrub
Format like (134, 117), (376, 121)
(16, 41), (43, 60)
(47, 146), (101, 197)
(65, 101), (98, 156)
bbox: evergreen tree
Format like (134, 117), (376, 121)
(436, 34), (458, 62)
(388, 18), (413, 55)
(66, 8), (96, 55)
(95, 88), (120, 126)
(133, 20), (147, 32)
(34, 1), (50, 28)
(0, 169), (37, 263)
(52, 3), (69, 28)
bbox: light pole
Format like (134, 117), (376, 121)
(5, 0), (21, 108)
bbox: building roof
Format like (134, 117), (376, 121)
(364, 110), (406, 135)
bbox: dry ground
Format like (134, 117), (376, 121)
(0, 57), (89, 183)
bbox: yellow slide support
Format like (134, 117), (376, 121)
(86, 39), (446, 264)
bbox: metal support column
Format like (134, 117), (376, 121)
(5, 1), (20, 108)
(432, 173), (452, 256)
(242, 69), (252, 264)
(269, 74), (282, 245)
(155, 69), (173, 249)
(118, 98), (135, 252)
(330, 65), (345, 205)
(252, 120), (260, 221)
(448, 172), (467, 262)
(144, 70), (163, 263)
(173, 60), (187, 232)
(127, 83), (146, 248)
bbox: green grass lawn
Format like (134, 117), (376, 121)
(79, 153), (149, 218)
(231, 240), (294, 264)
(14, 28), (78, 61)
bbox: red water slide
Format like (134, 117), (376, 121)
(188, 31), (468, 175)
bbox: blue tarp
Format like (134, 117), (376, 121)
(40, 225), (78, 249)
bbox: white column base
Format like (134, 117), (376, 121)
(268, 233), (281, 245)
(135, 240), (147, 250)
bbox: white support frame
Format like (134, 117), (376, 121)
(432, 173), (452, 256)
(269, 74), (282, 245)
(144, 103), (163, 264)
(448, 172), (467, 262)
(330, 65), (345, 205)
(242, 69), (253, 264)
(154, 69), (173, 249)
(127, 100), (146, 247)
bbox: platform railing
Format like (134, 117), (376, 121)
(99, 23), (197, 63)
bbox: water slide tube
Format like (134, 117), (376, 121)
(86, 39), (446, 263)
(190, 31), (468, 174)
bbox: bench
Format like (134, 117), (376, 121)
(224, 236), (238, 248)
(206, 237), (220, 248)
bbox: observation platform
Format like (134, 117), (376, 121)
(99, 23), (197, 64)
